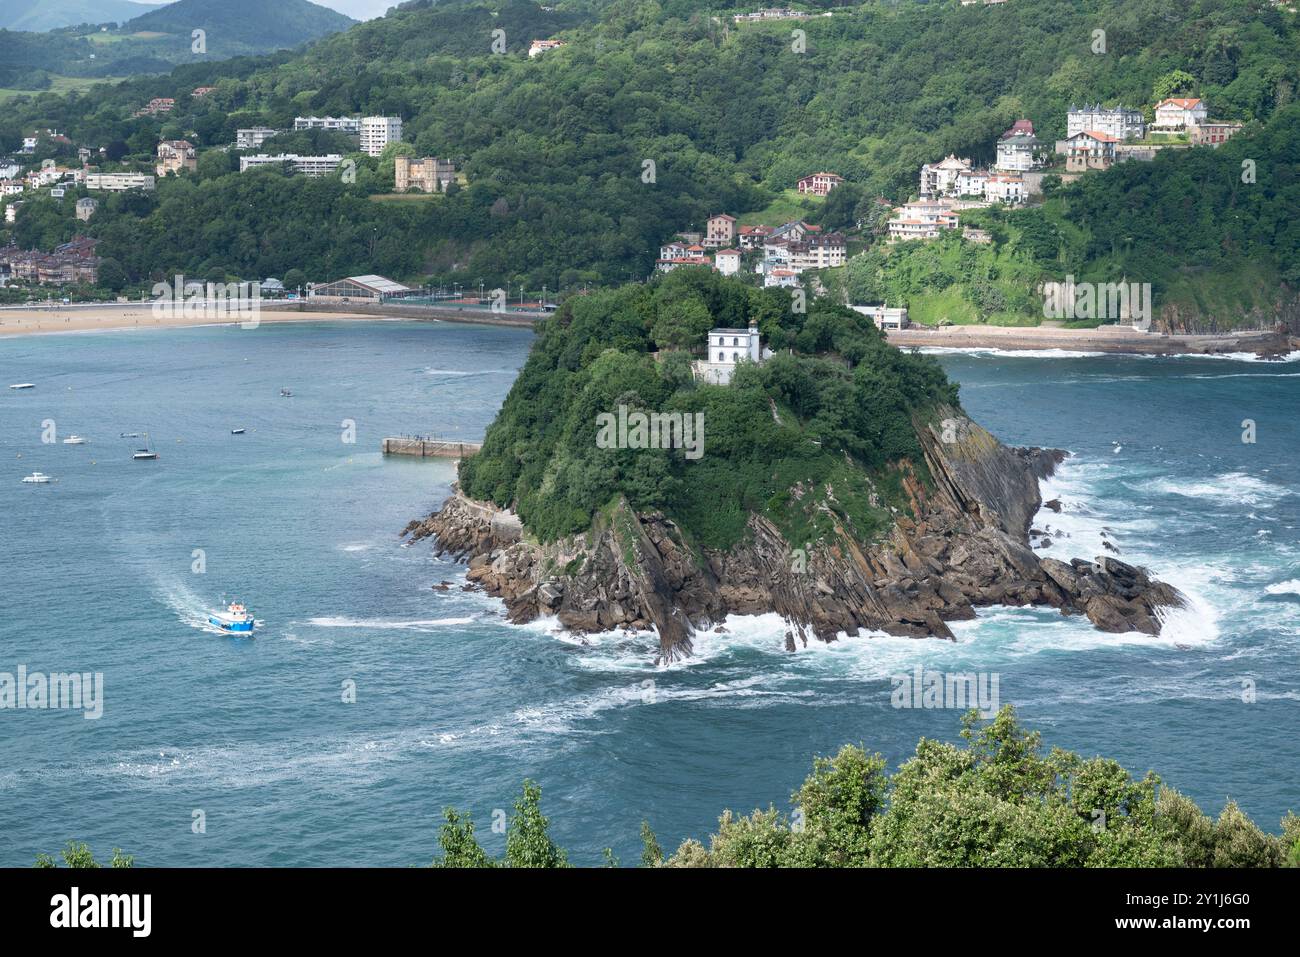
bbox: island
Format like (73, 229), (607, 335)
(404, 271), (1183, 661)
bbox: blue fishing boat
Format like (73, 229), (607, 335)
(208, 601), (255, 635)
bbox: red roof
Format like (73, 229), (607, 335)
(1071, 130), (1118, 143)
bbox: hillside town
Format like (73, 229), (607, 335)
(893, 96), (1242, 243)
(0, 60), (1247, 306)
(0, 104), (470, 294)
(0, 237), (100, 286)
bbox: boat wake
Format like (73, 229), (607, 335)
(154, 576), (241, 636)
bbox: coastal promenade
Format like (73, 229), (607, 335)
(886, 323), (1296, 357)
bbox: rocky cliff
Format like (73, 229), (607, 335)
(403, 407), (1184, 662)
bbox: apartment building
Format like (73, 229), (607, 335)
(239, 154), (344, 177)
(294, 116), (361, 134)
(236, 128), (282, 150)
(359, 116), (403, 157)
(85, 173), (156, 191)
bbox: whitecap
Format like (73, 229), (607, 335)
(1144, 472), (1291, 508)
(1264, 579), (1300, 596)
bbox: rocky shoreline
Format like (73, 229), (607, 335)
(403, 408), (1185, 662)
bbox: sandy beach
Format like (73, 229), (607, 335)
(2, 304), (1292, 356)
(0, 305), (390, 337)
(0, 301), (541, 337)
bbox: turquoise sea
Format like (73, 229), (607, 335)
(1, 321), (1297, 865)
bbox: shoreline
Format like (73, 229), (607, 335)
(0, 303), (540, 338)
(3, 305), (1293, 357)
(886, 323), (1297, 358)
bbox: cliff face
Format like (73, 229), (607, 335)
(404, 408), (1184, 662)
(1156, 284), (1300, 341)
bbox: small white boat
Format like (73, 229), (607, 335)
(62, 435), (88, 445)
(231, 428), (246, 435)
(131, 431), (159, 460)
(21, 472), (53, 484)
(208, 601), (256, 635)
(279, 388), (293, 397)
(9, 383), (35, 390)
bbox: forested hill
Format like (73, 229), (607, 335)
(0, 0), (153, 32)
(122, 0), (356, 51)
(0, 0), (356, 87)
(1, 0), (1298, 325)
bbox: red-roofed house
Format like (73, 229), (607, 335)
(796, 172), (844, 196)
(737, 224), (772, 249)
(1153, 98), (1207, 133)
(1000, 118), (1035, 139)
(1064, 130), (1118, 171)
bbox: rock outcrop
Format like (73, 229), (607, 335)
(403, 407), (1185, 662)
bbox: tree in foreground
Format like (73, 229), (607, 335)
(432, 780), (569, 868)
(34, 842), (133, 868)
(658, 706), (1296, 868)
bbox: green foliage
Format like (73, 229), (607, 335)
(639, 821), (664, 868)
(459, 273), (958, 548)
(34, 841), (133, 868)
(431, 780), (569, 868)
(1153, 69), (1198, 102)
(662, 706), (1293, 868)
(504, 780), (570, 868)
(1, 0), (1293, 318)
(432, 808), (496, 868)
(0, 0), (355, 88)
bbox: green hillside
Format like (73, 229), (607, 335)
(0, 0), (153, 32)
(0, 0), (356, 87)
(123, 0), (355, 52)
(0, 0), (1297, 327)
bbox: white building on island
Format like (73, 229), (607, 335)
(692, 322), (770, 385)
